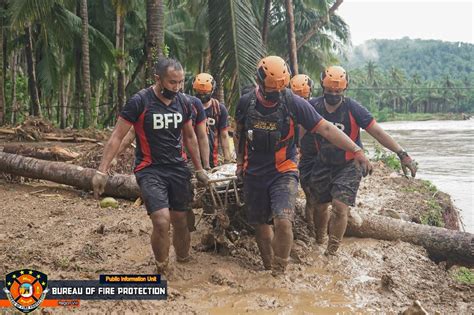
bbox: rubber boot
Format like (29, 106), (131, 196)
(272, 256), (289, 276)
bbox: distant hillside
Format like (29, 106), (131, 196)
(344, 38), (473, 80)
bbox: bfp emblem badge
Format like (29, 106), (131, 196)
(3, 270), (49, 313)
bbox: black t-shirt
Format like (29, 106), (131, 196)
(312, 96), (375, 165)
(204, 99), (229, 168)
(120, 87), (192, 172)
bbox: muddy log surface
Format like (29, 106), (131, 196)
(345, 214), (474, 266)
(0, 143), (473, 313)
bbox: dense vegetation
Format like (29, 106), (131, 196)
(0, 2), (471, 128)
(0, 0), (347, 128)
(341, 39), (474, 120)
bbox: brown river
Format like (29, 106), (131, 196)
(362, 118), (474, 232)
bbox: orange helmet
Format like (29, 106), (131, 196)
(192, 73), (216, 94)
(320, 66), (348, 91)
(256, 56), (290, 91)
(290, 74), (314, 99)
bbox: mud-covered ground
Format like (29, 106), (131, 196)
(0, 142), (473, 314)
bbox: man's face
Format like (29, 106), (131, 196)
(155, 68), (185, 91)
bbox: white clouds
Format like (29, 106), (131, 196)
(337, 1), (473, 46)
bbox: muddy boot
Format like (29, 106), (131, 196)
(261, 254), (273, 270)
(272, 256), (289, 276)
(324, 236), (341, 257)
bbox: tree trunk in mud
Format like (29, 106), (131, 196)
(1, 152), (473, 266)
(0, 152), (140, 199)
(346, 214), (474, 267)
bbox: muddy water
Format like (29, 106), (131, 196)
(362, 119), (474, 232)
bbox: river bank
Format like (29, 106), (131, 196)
(373, 111), (471, 122)
(0, 141), (472, 313)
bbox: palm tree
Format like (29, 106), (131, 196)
(0, 0), (5, 124)
(261, 0), (271, 47)
(285, 0), (298, 74)
(80, 0), (91, 127)
(145, 0), (164, 84)
(208, 0), (266, 111)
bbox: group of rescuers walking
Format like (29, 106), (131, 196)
(92, 56), (418, 276)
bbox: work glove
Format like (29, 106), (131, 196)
(353, 149), (373, 177)
(195, 169), (209, 186)
(397, 150), (418, 177)
(92, 170), (108, 199)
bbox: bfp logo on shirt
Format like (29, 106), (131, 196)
(153, 113), (183, 129)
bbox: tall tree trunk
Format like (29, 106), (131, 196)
(116, 12), (125, 114)
(0, 7), (5, 125)
(80, 0), (92, 128)
(24, 25), (41, 117)
(94, 80), (102, 127)
(10, 51), (17, 125)
(64, 73), (73, 127)
(261, 0), (271, 47)
(59, 51), (66, 129)
(285, 0), (298, 75)
(73, 47), (82, 129)
(145, 0), (164, 83)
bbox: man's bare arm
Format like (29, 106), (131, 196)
(98, 118), (132, 173)
(183, 121), (204, 171)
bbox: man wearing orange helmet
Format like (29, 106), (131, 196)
(234, 56), (372, 274)
(304, 65), (418, 256)
(193, 73), (232, 168)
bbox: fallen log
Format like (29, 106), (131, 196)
(1, 152), (473, 266)
(42, 134), (101, 143)
(3, 144), (79, 161)
(0, 152), (139, 199)
(346, 214), (474, 267)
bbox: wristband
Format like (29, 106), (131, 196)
(96, 170), (107, 176)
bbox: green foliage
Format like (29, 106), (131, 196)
(420, 199), (444, 227)
(453, 267), (474, 285)
(372, 143), (401, 171)
(346, 38), (473, 80)
(208, 0), (266, 112)
(344, 38), (474, 115)
(421, 180), (437, 194)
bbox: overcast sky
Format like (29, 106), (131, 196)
(337, 0), (473, 46)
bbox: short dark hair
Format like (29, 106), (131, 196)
(154, 58), (183, 78)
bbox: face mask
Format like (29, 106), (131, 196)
(161, 87), (178, 100)
(197, 93), (212, 104)
(262, 90), (281, 102)
(324, 93), (342, 106)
